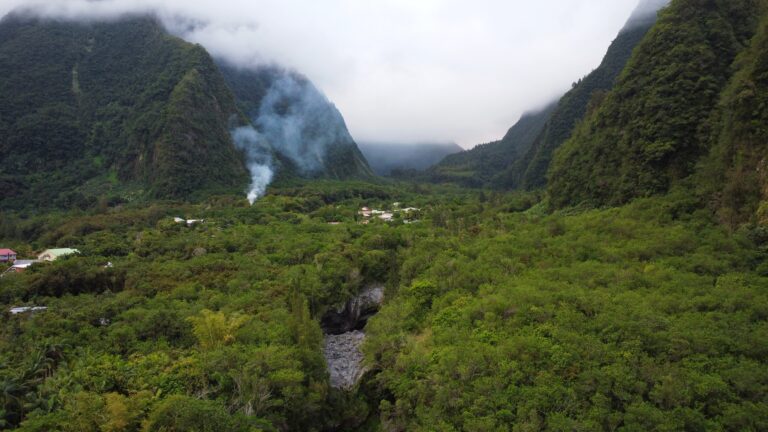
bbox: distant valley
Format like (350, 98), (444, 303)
(357, 141), (463, 176)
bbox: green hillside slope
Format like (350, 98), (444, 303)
(426, 103), (557, 187)
(425, 0), (664, 190)
(502, 4), (663, 190)
(700, 6), (768, 227)
(548, 0), (763, 208)
(0, 15), (250, 209)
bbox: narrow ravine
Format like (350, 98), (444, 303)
(321, 284), (384, 390)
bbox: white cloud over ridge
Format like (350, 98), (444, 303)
(0, 0), (640, 148)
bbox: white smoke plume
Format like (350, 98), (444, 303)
(255, 74), (354, 176)
(231, 126), (274, 204)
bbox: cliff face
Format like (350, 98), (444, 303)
(547, 0), (763, 209)
(0, 15), (250, 208)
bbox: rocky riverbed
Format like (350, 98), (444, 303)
(324, 330), (367, 389)
(321, 285), (384, 390)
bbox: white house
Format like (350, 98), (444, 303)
(38, 248), (79, 262)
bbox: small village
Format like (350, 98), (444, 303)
(0, 214), (208, 280)
(1, 247), (80, 275)
(357, 202), (421, 224)
(1, 205), (416, 315)
(1, 247), (80, 314)
(1, 213), (255, 316)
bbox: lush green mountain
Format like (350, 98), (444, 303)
(425, 0), (665, 190)
(358, 141), (463, 176)
(0, 15), (251, 209)
(700, 4), (768, 227)
(0, 15), (373, 211)
(425, 103), (557, 187)
(548, 0), (764, 209)
(501, 0), (667, 190)
(219, 63), (374, 181)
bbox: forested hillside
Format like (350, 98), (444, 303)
(0, 15), (374, 212)
(426, 0), (665, 189)
(548, 0), (763, 209)
(501, 0), (665, 190)
(700, 5), (768, 227)
(0, 15), (250, 208)
(425, 103), (556, 187)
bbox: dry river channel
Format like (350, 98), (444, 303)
(320, 285), (384, 390)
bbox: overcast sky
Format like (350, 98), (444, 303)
(0, 0), (640, 148)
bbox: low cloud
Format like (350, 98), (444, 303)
(254, 74), (353, 176)
(1, 0), (642, 148)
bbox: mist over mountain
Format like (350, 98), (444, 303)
(425, 0), (668, 189)
(0, 12), (372, 209)
(625, 0), (671, 28)
(499, 0), (671, 190)
(219, 62), (373, 184)
(358, 141), (463, 176)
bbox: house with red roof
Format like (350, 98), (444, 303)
(0, 249), (17, 263)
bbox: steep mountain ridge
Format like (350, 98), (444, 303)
(547, 0), (763, 210)
(0, 15), (251, 208)
(426, 0), (667, 189)
(219, 62), (374, 181)
(0, 14), (373, 210)
(502, 0), (669, 190)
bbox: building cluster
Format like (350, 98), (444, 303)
(3, 248), (80, 316)
(1, 248), (80, 276)
(358, 203), (421, 224)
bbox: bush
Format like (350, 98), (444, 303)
(144, 395), (257, 432)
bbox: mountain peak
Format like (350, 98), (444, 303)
(623, 0), (670, 31)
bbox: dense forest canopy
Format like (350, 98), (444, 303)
(1, 182), (766, 431)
